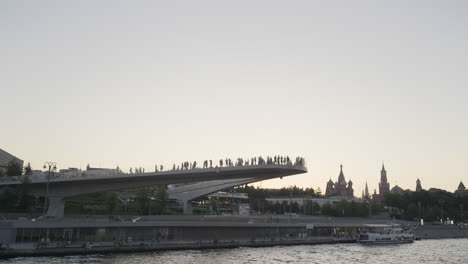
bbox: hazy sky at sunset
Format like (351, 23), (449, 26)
(1, 0), (468, 195)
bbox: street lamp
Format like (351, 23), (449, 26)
(418, 201), (422, 225)
(460, 204), (464, 223)
(289, 190), (292, 214)
(148, 186), (154, 216)
(438, 199), (444, 224)
(42, 162), (57, 218)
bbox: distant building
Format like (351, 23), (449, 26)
(361, 182), (370, 200)
(455, 181), (467, 197)
(390, 185), (404, 194)
(378, 164), (390, 196)
(207, 191), (249, 200)
(0, 148), (23, 173)
(428, 188), (445, 193)
(416, 178), (423, 192)
(325, 165), (354, 198)
(266, 196), (362, 207)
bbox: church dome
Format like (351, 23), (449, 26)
(458, 181), (466, 191)
(390, 185), (404, 194)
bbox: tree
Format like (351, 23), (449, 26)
(381, 189), (466, 222)
(0, 175), (34, 212)
(6, 160), (22, 177)
(0, 186), (18, 210)
(24, 162), (32, 175)
(273, 202), (283, 214)
(291, 201), (300, 213)
(424, 206), (438, 221)
(209, 198), (219, 215)
(136, 188), (149, 214)
(406, 203), (419, 220)
(105, 192), (119, 214)
(321, 203), (336, 216)
(153, 185), (167, 215)
(303, 200), (320, 215)
(311, 201), (321, 215)
(315, 187), (323, 197)
(16, 176), (34, 211)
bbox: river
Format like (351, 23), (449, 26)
(2, 239), (467, 264)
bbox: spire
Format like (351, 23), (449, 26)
(416, 178), (423, 192)
(458, 181), (466, 191)
(380, 163), (388, 184)
(338, 164), (346, 184)
(365, 182), (369, 197)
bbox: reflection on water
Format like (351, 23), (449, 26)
(2, 239), (467, 264)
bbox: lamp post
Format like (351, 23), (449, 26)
(460, 204), (464, 223)
(438, 199), (444, 224)
(418, 201), (422, 225)
(42, 162), (57, 218)
(148, 186), (154, 216)
(289, 190), (292, 214)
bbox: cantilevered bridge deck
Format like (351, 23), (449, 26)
(0, 161), (307, 218)
(1, 164), (306, 197)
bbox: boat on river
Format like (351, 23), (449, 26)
(358, 225), (414, 244)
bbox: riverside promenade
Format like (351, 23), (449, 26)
(5, 214), (465, 257)
(414, 224), (468, 239)
(0, 215), (381, 257)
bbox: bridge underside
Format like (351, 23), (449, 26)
(9, 165), (306, 218)
(168, 178), (263, 214)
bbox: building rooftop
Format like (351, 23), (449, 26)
(0, 148), (23, 168)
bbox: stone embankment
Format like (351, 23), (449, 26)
(0, 238), (354, 258)
(415, 225), (468, 239)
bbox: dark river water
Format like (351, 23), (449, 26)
(2, 239), (467, 264)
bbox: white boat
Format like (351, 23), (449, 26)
(357, 225), (414, 244)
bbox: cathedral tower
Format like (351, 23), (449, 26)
(324, 165), (354, 198)
(325, 179), (334, 197)
(378, 163), (390, 196)
(416, 178), (423, 192)
(364, 182), (369, 199)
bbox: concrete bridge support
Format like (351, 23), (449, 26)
(46, 196), (65, 218)
(182, 200), (193, 215)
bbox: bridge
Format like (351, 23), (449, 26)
(0, 157), (307, 218)
(168, 178), (263, 214)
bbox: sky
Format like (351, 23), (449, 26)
(1, 0), (468, 195)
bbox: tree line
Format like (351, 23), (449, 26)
(233, 185), (369, 217)
(0, 160), (35, 212)
(383, 189), (467, 222)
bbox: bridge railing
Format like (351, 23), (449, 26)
(0, 156), (306, 183)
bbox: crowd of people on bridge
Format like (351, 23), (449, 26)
(0, 155), (306, 181)
(146, 155), (305, 173)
